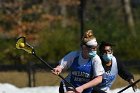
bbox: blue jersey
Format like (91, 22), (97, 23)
(70, 56), (93, 93)
(59, 51), (104, 92)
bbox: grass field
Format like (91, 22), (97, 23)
(0, 71), (139, 89)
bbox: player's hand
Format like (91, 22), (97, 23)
(129, 79), (138, 92)
(75, 86), (84, 93)
(52, 65), (63, 75)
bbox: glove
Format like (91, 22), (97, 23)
(129, 79), (138, 92)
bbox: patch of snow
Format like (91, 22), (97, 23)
(0, 83), (139, 93)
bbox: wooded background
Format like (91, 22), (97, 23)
(0, 0), (140, 71)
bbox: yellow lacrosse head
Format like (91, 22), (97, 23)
(16, 37), (34, 54)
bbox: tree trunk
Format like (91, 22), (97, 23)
(60, 3), (67, 28)
(123, 0), (136, 37)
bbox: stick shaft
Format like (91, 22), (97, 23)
(32, 53), (76, 90)
(33, 53), (54, 70)
(117, 79), (140, 93)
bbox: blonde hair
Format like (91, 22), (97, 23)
(82, 30), (96, 44)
